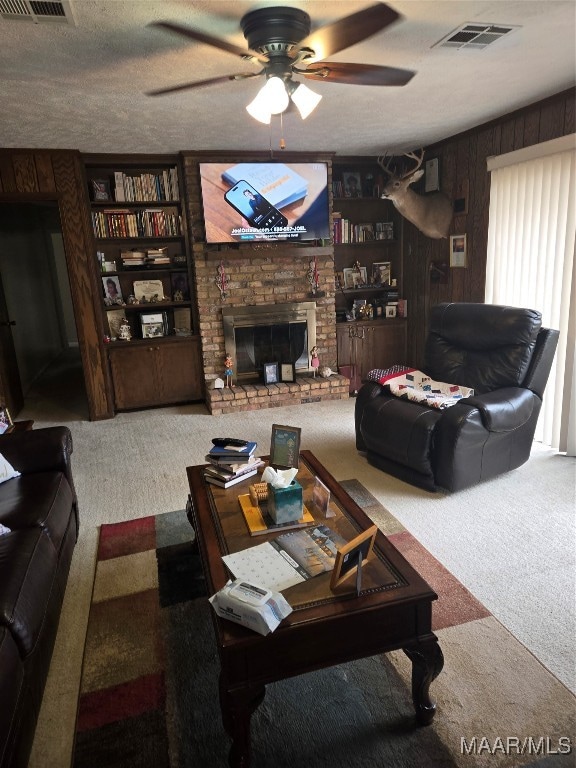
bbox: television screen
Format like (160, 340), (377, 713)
(199, 161), (330, 244)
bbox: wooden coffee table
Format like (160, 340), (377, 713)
(186, 450), (444, 768)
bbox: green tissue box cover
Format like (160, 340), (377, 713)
(268, 480), (303, 524)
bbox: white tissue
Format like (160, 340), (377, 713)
(261, 466), (298, 489)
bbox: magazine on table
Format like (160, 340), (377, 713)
(222, 525), (347, 592)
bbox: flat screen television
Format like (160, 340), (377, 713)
(199, 161), (330, 244)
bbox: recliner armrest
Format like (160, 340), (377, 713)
(463, 387), (535, 432)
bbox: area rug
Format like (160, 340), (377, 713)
(73, 484), (575, 768)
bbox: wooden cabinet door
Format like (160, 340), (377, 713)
(108, 345), (160, 409)
(361, 323), (407, 379)
(155, 338), (203, 403)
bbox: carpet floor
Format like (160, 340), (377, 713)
(73, 485), (575, 768)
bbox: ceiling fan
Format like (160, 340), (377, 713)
(147, 2), (415, 123)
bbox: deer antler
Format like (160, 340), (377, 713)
(399, 149), (424, 179)
(377, 154), (395, 178)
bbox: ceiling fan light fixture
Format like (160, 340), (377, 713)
(260, 76), (290, 114)
(289, 82), (322, 119)
(245, 95), (272, 124)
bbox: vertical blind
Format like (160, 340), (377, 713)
(485, 135), (575, 454)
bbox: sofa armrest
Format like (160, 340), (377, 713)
(0, 426), (73, 475)
(464, 387), (535, 432)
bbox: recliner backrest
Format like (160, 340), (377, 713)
(424, 303), (542, 394)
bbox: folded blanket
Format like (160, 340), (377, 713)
(367, 366), (474, 409)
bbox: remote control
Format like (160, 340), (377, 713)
(212, 438), (249, 447)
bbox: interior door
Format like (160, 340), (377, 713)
(0, 271), (23, 414)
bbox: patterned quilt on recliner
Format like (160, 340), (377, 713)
(366, 366), (474, 410)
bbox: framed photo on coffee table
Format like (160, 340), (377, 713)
(270, 424), (301, 469)
(330, 525), (378, 589)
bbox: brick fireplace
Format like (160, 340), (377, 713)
(182, 152), (349, 415)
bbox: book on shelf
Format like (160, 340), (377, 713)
(221, 163), (308, 209)
(238, 494), (315, 537)
(207, 441), (257, 459)
(204, 469), (258, 489)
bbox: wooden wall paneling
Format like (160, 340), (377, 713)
(523, 110), (541, 146)
(51, 152), (112, 420)
(538, 98), (566, 142)
(513, 115), (526, 150)
(564, 93), (575, 134)
(0, 155), (17, 193)
(12, 154), (39, 192)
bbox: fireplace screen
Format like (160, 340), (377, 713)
(223, 302), (316, 382)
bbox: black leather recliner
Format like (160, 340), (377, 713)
(355, 303), (559, 492)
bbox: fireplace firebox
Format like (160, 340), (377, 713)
(222, 302), (317, 382)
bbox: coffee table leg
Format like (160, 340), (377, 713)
(219, 674), (265, 768)
(403, 638), (444, 726)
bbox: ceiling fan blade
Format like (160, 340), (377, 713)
(304, 62), (415, 86)
(290, 3), (401, 63)
(146, 72), (261, 97)
(149, 21), (269, 63)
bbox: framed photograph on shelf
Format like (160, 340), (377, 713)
(107, 309), (127, 340)
(343, 266), (367, 289)
(0, 406), (13, 435)
(343, 171), (362, 198)
(90, 178), (111, 201)
(449, 234), (467, 268)
(269, 424), (301, 469)
(312, 476), (334, 518)
(372, 261), (392, 286)
(330, 525), (378, 589)
(385, 305), (397, 318)
(173, 307), (192, 336)
(280, 362), (296, 383)
(170, 272), (190, 301)
(140, 312), (167, 339)
(102, 276), (123, 304)
(263, 362), (279, 385)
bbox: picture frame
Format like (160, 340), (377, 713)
(372, 261), (392, 286)
(312, 476), (334, 518)
(90, 178), (111, 201)
(385, 305), (397, 318)
(343, 171), (362, 198)
(343, 266), (368, 289)
(170, 271), (190, 301)
(280, 362), (296, 383)
(449, 234), (467, 268)
(133, 279), (165, 302)
(263, 362), (280, 385)
(140, 311), (167, 339)
(0, 406), (13, 435)
(102, 276), (123, 304)
(330, 525), (378, 589)
(269, 424), (301, 469)
(106, 309), (127, 340)
(424, 157), (440, 193)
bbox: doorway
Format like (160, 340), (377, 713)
(0, 202), (89, 421)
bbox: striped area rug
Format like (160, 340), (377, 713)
(73, 485), (575, 767)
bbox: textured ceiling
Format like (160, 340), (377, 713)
(1, 0), (574, 155)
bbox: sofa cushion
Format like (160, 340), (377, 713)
(0, 472), (73, 554)
(0, 529), (58, 659)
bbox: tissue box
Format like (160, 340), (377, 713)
(209, 580), (292, 636)
(268, 480), (303, 524)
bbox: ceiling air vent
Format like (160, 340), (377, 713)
(433, 23), (519, 50)
(0, 0), (76, 24)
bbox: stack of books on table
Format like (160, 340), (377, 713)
(204, 441), (263, 488)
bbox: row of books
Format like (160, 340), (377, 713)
(204, 440), (263, 488)
(113, 168), (180, 203)
(91, 209), (181, 239)
(333, 215), (394, 244)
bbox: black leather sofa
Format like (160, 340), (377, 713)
(355, 303), (559, 492)
(0, 427), (78, 768)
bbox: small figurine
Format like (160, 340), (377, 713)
(310, 345), (320, 377)
(118, 318), (131, 341)
(224, 354), (234, 388)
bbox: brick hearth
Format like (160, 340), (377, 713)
(207, 374), (349, 415)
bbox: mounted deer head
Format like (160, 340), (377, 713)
(378, 150), (452, 239)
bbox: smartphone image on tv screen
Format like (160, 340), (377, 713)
(224, 180), (288, 230)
